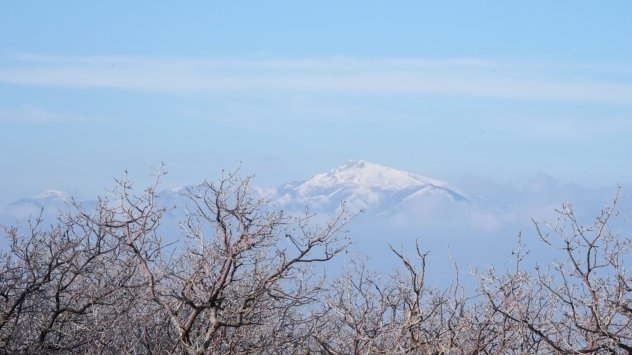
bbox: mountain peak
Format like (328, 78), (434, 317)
(32, 190), (69, 201)
(300, 160), (445, 193)
(274, 160), (468, 212)
(340, 159), (370, 169)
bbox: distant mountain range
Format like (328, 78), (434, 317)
(1, 160), (618, 228)
(0, 160), (625, 284)
(1, 189), (71, 222)
(0, 160), (485, 237)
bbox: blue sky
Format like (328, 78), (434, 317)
(1, 1), (632, 204)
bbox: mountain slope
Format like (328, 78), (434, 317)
(273, 160), (469, 213)
(1, 190), (72, 222)
(0, 161), (472, 220)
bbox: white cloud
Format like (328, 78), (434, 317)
(481, 116), (632, 140)
(1, 54), (631, 104)
(0, 105), (103, 124)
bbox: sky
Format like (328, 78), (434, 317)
(1, 1), (632, 204)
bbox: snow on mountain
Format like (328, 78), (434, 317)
(0, 190), (73, 224)
(272, 160), (469, 213)
(0, 161), (476, 225)
(1, 163), (621, 286)
(31, 189), (69, 201)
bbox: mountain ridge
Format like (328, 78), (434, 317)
(2, 160), (470, 217)
(271, 160), (470, 213)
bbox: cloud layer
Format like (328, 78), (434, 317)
(2, 54), (631, 104)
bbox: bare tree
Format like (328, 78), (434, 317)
(2, 166), (630, 354)
(314, 242), (487, 355)
(82, 168), (353, 354)
(0, 202), (149, 353)
(479, 190), (632, 353)
(0, 166), (353, 354)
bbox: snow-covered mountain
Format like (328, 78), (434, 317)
(0, 161), (477, 234)
(14, 189), (70, 206)
(0, 161), (475, 222)
(1, 190), (72, 222)
(272, 160), (469, 214)
(1, 161), (617, 241)
(1, 161), (623, 284)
